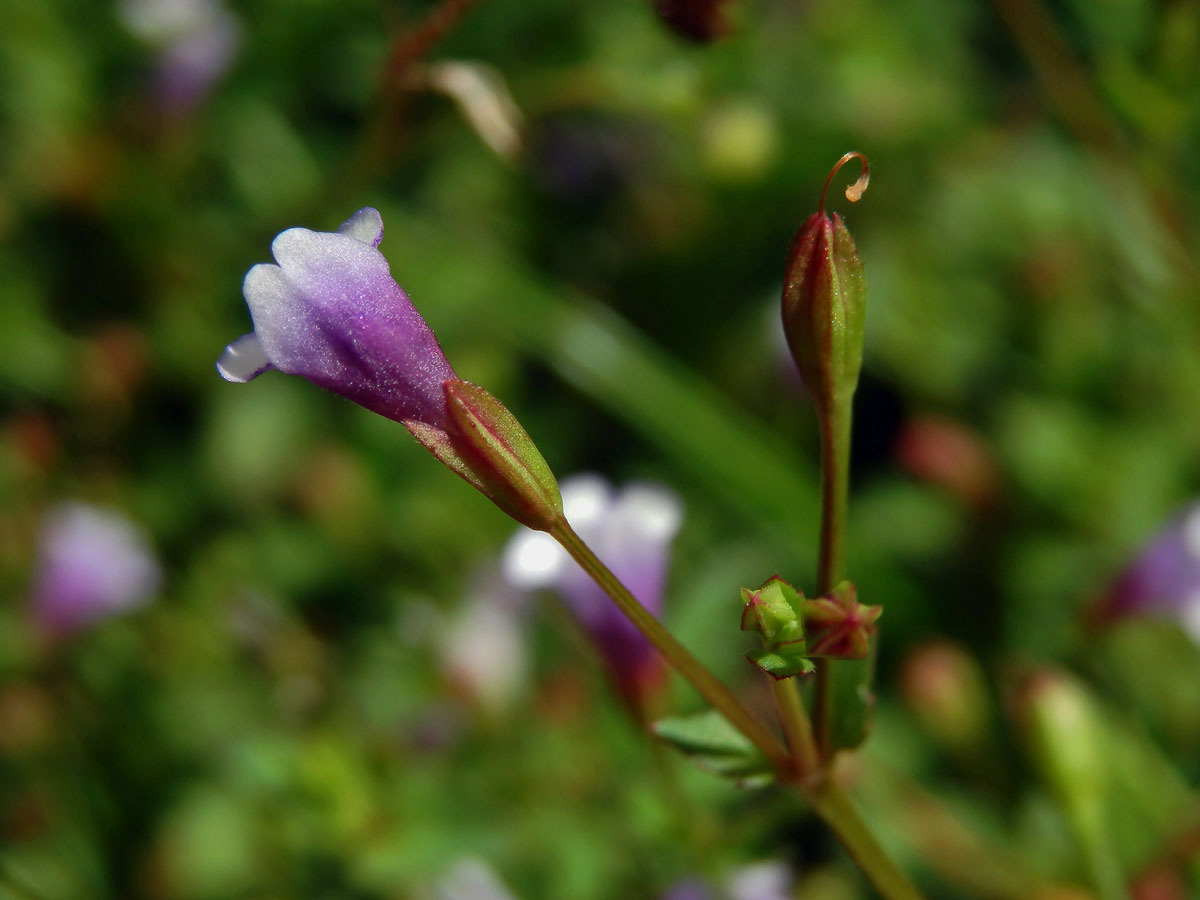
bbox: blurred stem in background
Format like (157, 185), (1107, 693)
(334, 0), (485, 205)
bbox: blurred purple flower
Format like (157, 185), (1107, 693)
(660, 861), (793, 900)
(1103, 504), (1200, 642)
(29, 502), (160, 637)
(217, 208), (459, 431)
(502, 474), (683, 704)
(660, 878), (714, 900)
(118, 0), (240, 114)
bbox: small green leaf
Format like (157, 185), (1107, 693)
(830, 635), (877, 752)
(652, 710), (773, 786)
(745, 647), (816, 680)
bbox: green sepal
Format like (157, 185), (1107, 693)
(652, 710), (773, 788)
(436, 379), (563, 532)
(745, 647), (817, 680)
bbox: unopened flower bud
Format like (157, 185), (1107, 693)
(781, 153), (869, 414)
(739, 576), (813, 679)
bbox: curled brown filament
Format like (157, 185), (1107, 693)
(819, 151), (870, 216)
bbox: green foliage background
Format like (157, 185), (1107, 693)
(1, 0), (1199, 897)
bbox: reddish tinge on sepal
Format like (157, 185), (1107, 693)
(407, 379), (563, 533)
(801, 581), (880, 659)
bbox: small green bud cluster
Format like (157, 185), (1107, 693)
(740, 576), (880, 680)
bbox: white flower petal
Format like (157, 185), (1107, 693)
(502, 529), (565, 588)
(216, 331), (273, 382)
(559, 474), (612, 531)
(337, 207), (384, 248)
(614, 483), (683, 543)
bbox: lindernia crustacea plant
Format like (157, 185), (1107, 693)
(216, 207), (561, 531)
(214, 208), (784, 771)
(503, 475), (683, 706)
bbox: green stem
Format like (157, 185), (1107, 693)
(549, 519), (793, 774)
(803, 776), (926, 900)
(813, 396), (853, 757)
(772, 677), (820, 776)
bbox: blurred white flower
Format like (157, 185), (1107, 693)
(724, 860), (793, 900)
(438, 569), (529, 716)
(29, 502), (160, 637)
(435, 857), (519, 900)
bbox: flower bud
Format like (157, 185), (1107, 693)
(739, 575), (814, 679)
(781, 153), (869, 414)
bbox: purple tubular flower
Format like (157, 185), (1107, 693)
(30, 502), (160, 637)
(503, 474), (683, 704)
(217, 208), (458, 431)
(1103, 503), (1200, 643)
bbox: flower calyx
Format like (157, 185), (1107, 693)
(740, 577), (880, 678)
(801, 581), (880, 660)
(407, 379), (563, 533)
(740, 576), (814, 680)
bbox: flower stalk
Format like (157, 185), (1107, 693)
(780, 151), (870, 759)
(813, 393), (853, 756)
(802, 775), (927, 900)
(556, 518), (926, 900)
(549, 517), (793, 774)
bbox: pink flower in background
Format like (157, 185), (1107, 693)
(118, 0), (240, 114)
(218, 208), (459, 431)
(503, 474), (683, 704)
(1102, 503), (1200, 643)
(30, 502), (160, 637)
